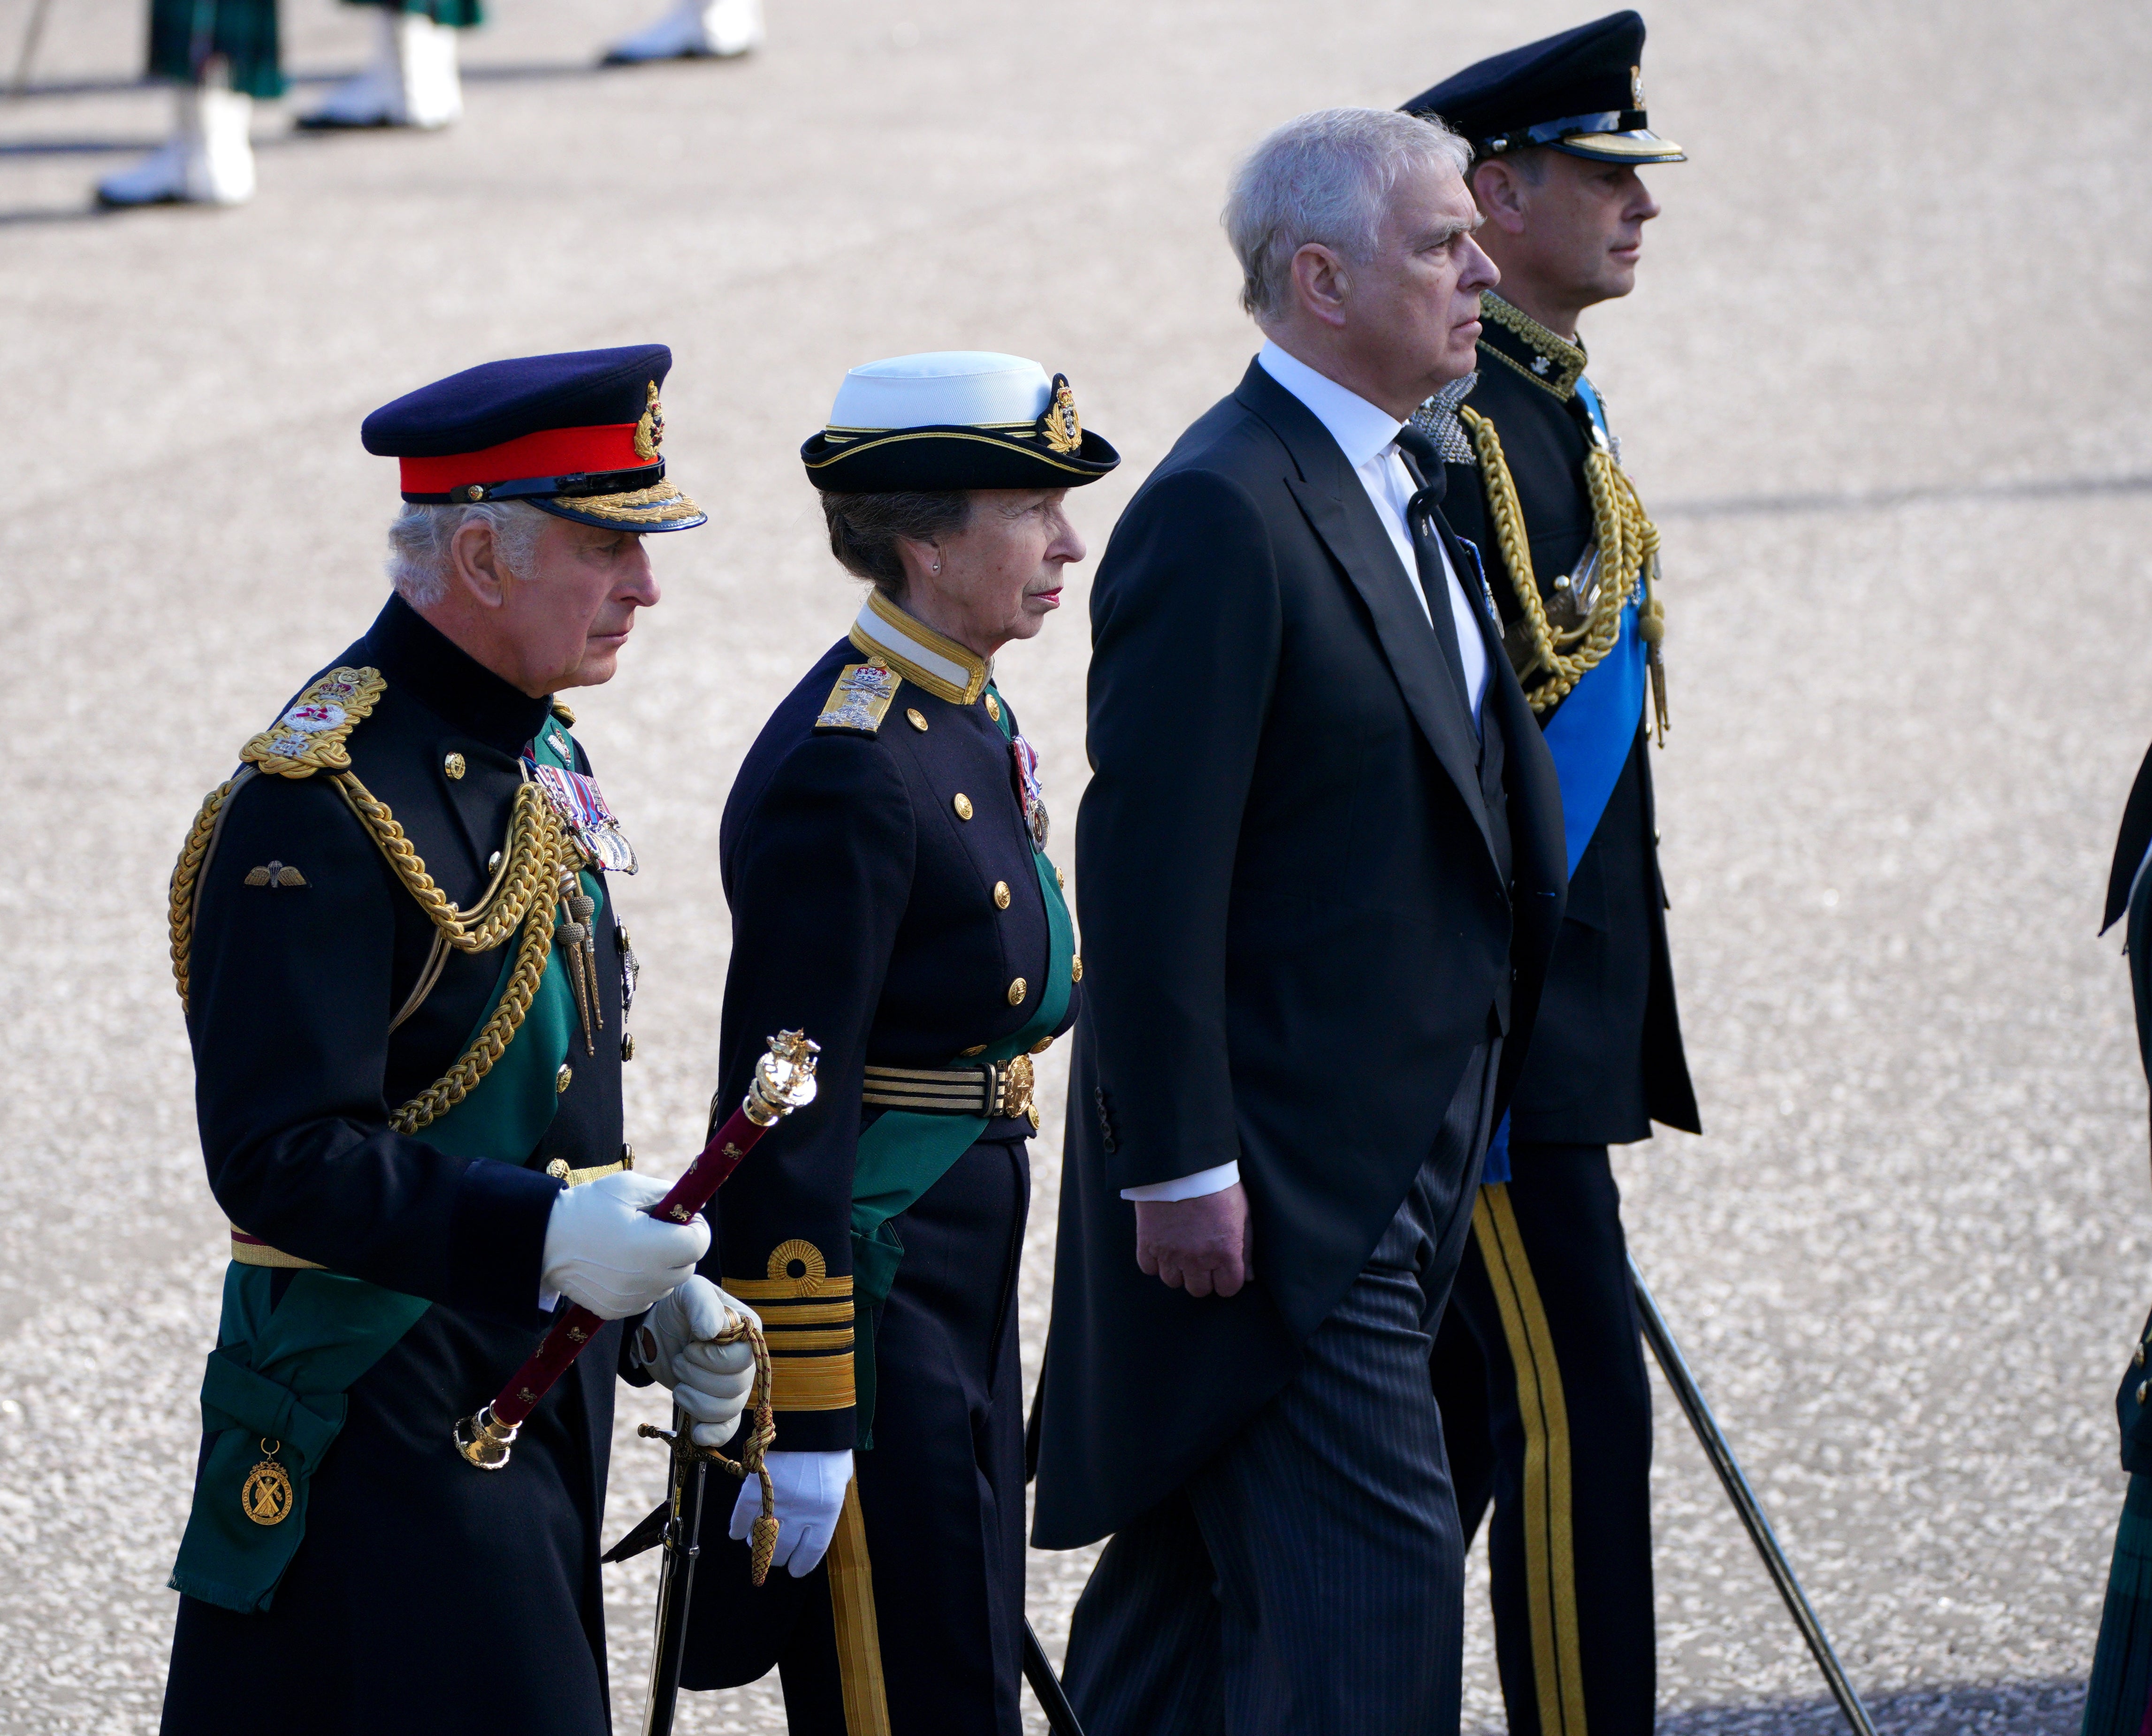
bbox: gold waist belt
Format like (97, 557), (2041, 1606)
(861, 1055), (1038, 1126)
(227, 1157), (629, 1269)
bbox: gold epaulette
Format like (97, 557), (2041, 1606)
(815, 661), (901, 735)
(239, 667), (386, 779)
(726, 1239), (855, 1411)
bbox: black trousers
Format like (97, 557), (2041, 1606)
(1430, 1142), (1655, 1736)
(1060, 1044), (1496, 1736)
(680, 1137), (1031, 1736)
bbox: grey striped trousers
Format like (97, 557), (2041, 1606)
(1062, 1043), (1497, 1736)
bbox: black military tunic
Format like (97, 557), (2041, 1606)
(678, 594), (1077, 1736)
(1427, 292), (1695, 1736)
(161, 595), (637, 1736)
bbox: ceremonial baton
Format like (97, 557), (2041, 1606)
(1630, 1257), (1877, 1736)
(455, 1030), (820, 1470)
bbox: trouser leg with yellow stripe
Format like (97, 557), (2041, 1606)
(677, 1139), (1031, 1735)
(1437, 1142), (1655, 1736)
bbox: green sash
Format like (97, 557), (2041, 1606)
(848, 687), (1075, 1447)
(170, 730), (588, 1612)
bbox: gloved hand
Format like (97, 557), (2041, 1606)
(539, 1172), (709, 1320)
(732, 1448), (852, 1577)
(630, 1276), (762, 1446)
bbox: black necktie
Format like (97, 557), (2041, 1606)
(1392, 426), (1473, 714)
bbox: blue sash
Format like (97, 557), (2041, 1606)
(1482, 374), (1646, 1183)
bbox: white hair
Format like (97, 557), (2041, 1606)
(384, 500), (550, 607)
(1223, 107), (1472, 323)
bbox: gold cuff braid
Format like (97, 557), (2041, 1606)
(769, 1353), (856, 1412)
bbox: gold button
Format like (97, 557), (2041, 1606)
(546, 1158), (570, 1180)
(994, 881), (1011, 909)
(953, 793), (973, 820)
(2140, 1381), (2149, 1405)
(1056, 867), (1065, 890)
(443, 752), (466, 780)
(907, 708), (929, 732)
(487, 849), (503, 873)
(555, 1064), (573, 1094)
(1072, 954), (1084, 983)
(959, 1043), (987, 1057)
(2138, 1344), (2147, 1367)
(621, 1032), (636, 1061)
(1007, 978), (1027, 1006)
(621, 1142), (634, 1169)
(984, 693), (1001, 723)
(1030, 1036), (1055, 1056)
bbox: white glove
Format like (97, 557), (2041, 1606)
(732, 1448), (852, 1577)
(631, 1276), (761, 1446)
(539, 1172), (710, 1320)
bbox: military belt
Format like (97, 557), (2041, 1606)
(226, 1154), (631, 1269)
(861, 1054), (1038, 1125)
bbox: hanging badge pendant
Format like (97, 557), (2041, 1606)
(242, 1438), (295, 1526)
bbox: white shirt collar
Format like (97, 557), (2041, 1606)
(1256, 340), (1406, 470)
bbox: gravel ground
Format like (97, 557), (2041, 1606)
(1, 0), (2149, 1729)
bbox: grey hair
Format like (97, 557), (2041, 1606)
(384, 500), (550, 607)
(1224, 107), (1472, 323)
(819, 491), (974, 596)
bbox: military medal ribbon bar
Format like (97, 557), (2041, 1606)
(525, 755), (640, 875)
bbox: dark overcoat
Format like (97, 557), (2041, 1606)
(162, 596), (633, 1736)
(1032, 360), (1567, 1549)
(2104, 744), (2152, 1477)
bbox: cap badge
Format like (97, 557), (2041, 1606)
(633, 380), (665, 461)
(1038, 374), (1083, 457)
(1630, 64), (1645, 108)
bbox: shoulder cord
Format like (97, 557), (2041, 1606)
(1461, 404), (1667, 732)
(168, 769), (578, 1136)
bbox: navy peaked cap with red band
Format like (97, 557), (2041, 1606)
(1402, 10), (1685, 167)
(361, 344), (706, 532)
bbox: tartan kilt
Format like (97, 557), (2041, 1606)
(146, 0), (486, 97)
(2084, 1474), (2152, 1736)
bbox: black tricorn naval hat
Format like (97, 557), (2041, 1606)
(801, 352), (1120, 493)
(1402, 10), (1685, 167)
(362, 344), (706, 532)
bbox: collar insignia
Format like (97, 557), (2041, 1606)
(1037, 374), (1083, 457)
(633, 381), (665, 461)
(1477, 293), (1588, 400)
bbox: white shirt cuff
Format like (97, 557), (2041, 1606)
(1121, 1161), (1241, 1203)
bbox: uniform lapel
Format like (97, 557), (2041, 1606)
(1236, 361), (1495, 861)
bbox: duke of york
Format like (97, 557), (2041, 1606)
(159, 347), (762, 1736)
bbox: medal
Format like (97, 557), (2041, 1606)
(1010, 735), (1049, 850)
(241, 1438), (294, 1526)
(526, 756), (639, 875)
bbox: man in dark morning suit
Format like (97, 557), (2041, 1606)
(159, 349), (760, 1735)
(1402, 19), (1698, 1733)
(1033, 107), (1567, 1734)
